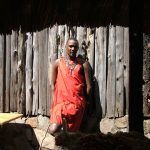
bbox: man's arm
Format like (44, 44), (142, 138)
(51, 59), (59, 99)
(83, 61), (93, 103)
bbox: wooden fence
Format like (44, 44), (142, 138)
(0, 25), (129, 118)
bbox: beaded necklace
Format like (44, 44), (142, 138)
(65, 58), (77, 75)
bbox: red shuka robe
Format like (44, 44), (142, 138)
(50, 57), (86, 131)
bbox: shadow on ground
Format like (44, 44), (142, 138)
(0, 123), (39, 150)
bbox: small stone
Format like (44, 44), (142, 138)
(115, 115), (128, 129)
(100, 118), (115, 134)
(34, 128), (55, 150)
(145, 133), (150, 139)
(144, 120), (150, 135)
(26, 117), (38, 128)
(37, 115), (50, 131)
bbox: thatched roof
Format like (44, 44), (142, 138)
(0, 0), (149, 34)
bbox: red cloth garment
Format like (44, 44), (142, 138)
(50, 57), (86, 132)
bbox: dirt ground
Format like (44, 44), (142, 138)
(0, 115), (150, 150)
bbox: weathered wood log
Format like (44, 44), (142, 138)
(32, 32), (39, 115)
(95, 27), (107, 117)
(69, 26), (77, 38)
(48, 25), (58, 115)
(0, 35), (4, 112)
(107, 26), (116, 118)
(17, 31), (26, 114)
(58, 25), (65, 57)
(5, 35), (11, 112)
(87, 28), (95, 68)
(76, 26), (87, 55)
(63, 25), (70, 57)
(116, 26), (124, 117)
(123, 28), (129, 115)
(26, 32), (33, 115)
(38, 29), (48, 115)
(10, 31), (18, 112)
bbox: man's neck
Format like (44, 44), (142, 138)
(66, 55), (76, 61)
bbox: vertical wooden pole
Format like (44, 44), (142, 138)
(17, 32), (26, 114)
(48, 25), (58, 115)
(124, 28), (129, 115)
(63, 25), (70, 57)
(5, 35), (11, 112)
(58, 25), (65, 58)
(107, 26), (116, 117)
(76, 27), (87, 55)
(87, 28), (95, 69)
(129, 0), (144, 133)
(26, 33), (33, 115)
(32, 32), (39, 115)
(0, 34), (4, 112)
(116, 26), (124, 117)
(39, 29), (48, 115)
(10, 31), (18, 112)
(95, 27), (106, 116)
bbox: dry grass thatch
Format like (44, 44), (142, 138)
(0, 0), (150, 34)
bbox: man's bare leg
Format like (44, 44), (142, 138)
(48, 123), (62, 136)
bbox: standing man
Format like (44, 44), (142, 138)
(48, 38), (92, 136)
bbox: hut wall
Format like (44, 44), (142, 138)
(0, 25), (131, 117)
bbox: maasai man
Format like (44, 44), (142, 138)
(48, 38), (92, 136)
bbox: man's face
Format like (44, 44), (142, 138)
(66, 40), (79, 58)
